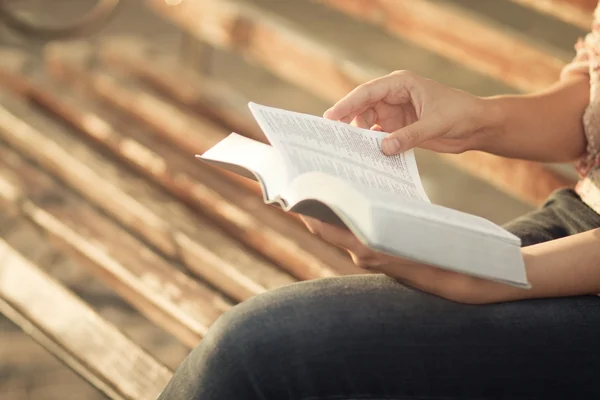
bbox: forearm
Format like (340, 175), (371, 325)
(475, 77), (590, 162)
(375, 228), (600, 304)
(514, 228), (600, 299)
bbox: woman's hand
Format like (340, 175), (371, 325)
(300, 215), (509, 304)
(301, 216), (600, 304)
(324, 70), (499, 155)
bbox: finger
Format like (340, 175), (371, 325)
(339, 104), (371, 124)
(350, 116), (362, 128)
(310, 220), (361, 250)
(327, 229), (363, 251)
(324, 74), (411, 121)
(301, 216), (382, 268)
(299, 215), (320, 234)
(352, 108), (376, 129)
(381, 118), (441, 155)
(349, 252), (381, 271)
(371, 124), (383, 132)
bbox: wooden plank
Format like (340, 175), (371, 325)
(45, 40), (269, 198)
(46, 40), (573, 205)
(0, 48), (30, 93)
(0, 214), (56, 265)
(0, 211), (19, 237)
(0, 91), (297, 300)
(316, 0), (564, 92)
(0, 145), (233, 346)
(509, 0), (595, 30)
(437, 151), (573, 206)
(64, 69), (224, 157)
(88, 41), (578, 203)
(148, 0), (377, 103)
(98, 36), (266, 142)
(0, 91), (294, 298)
(147, 0), (574, 204)
(0, 66), (360, 280)
(0, 239), (173, 400)
(43, 42), (226, 157)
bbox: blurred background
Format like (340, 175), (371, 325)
(0, 0), (589, 398)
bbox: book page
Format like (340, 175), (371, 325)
(369, 190), (519, 241)
(249, 103), (429, 202)
(198, 133), (288, 201)
(370, 203), (527, 287)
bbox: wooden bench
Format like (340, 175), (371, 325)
(0, 0), (591, 398)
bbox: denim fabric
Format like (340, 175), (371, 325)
(158, 188), (600, 400)
(503, 188), (600, 246)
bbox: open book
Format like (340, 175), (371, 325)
(198, 103), (529, 288)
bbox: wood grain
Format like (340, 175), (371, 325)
(0, 145), (233, 347)
(45, 39), (271, 198)
(98, 36), (266, 142)
(147, 0), (575, 205)
(509, 0), (595, 29)
(0, 63), (360, 280)
(438, 151), (573, 206)
(317, 0), (564, 92)
(0, 239), (173, 400)
(0, 90), (297, 300)
(148, 0), (376, 103)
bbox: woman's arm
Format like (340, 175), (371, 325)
(324, 72), (590, 161)
(301, 216), (600, 304)
(477, 76), (590, 163)
(377, 228), (600, 304)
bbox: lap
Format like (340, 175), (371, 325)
(504, 188), (600, 246)
(161, 274), (600, 400)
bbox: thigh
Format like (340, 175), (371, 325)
(504, 189), (600, 246)
(160, 275), (600, 400)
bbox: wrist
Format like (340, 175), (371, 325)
(468, 96), (508, 153)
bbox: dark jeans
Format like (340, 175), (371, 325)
(158, 189), (600, 400)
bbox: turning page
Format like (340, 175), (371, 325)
(199, 133), (289, 201)
(248, 102), (430, 202)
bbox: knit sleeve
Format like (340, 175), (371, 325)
(561, 3), (600, 176)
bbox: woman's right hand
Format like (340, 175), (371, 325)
(324, 70), (501, 156)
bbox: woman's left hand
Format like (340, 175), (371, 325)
(300, 216), (530, 304)
(301, 216), (399, 271)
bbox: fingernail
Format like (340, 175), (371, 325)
(382, 138), (400, 155)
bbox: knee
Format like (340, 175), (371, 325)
(201, 280), (314, 357)
(191, 275), (379, 370)
(193, 274), (431, 365)
(185, 280), (318, 374)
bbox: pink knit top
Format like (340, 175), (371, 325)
(561, 2), (600, 213)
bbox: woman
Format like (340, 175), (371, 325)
(158, 7), (600, 400)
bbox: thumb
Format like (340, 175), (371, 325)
(381, 119), (440, 155)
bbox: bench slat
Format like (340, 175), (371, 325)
(437, 151), (573, 206)
(0, 91), (297, 300)
(93, 36), (575, 205)
(0, 239), (173, 400)
(0, 65), (360, 280)
(148, 0), (574, 205)
(317, 0), (564, 92)
(149, 0), (376, 103)
(44, 43), (226, 156)
(0, 145), (233, 347)
(45, 40), (267, 196)
(509, 0), (595, 29)
(99, 37), (266, 141)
